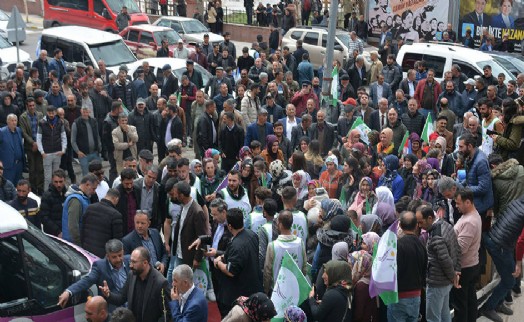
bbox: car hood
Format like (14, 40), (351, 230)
(187, 32), (222, 44)
(0, 45), (31, 64)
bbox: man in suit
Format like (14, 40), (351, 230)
(167, 181), (209, 284)
(369, 73), (393, 107)
(291, 114), (312, 150)
(161, 104), (184, 159)
(0, 114), (25, 187)
(19, 98), (44, 194)
(356, 92), (373, 127)
(116, 168), (141, 235)
(169, 264), (208, 322)
(348, 55), (367, 89)
(161, 64), (179, 99)
(213, 208), (263, 317)
(58, 239), (130, 312)
(101, 246), (171, 322)
(133, 166), (162, 230)
(309, 109), (335, 157)
(463, 0), (491, 30)
(122, 210), (168, 274)
(370, 98), (390, 132)
(244, 108), (274, 147)
(278, 104), (301, 142)
(196, 100), (218, 157)
(399, 69), (418, 100)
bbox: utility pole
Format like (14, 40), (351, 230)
(320, 0), (339, 122)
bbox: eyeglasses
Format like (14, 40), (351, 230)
(0, 166), (3, 170)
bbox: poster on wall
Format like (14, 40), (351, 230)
(459, 0), (524, 50)
(367, 0), (450, 42)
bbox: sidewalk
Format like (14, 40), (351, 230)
(25, 14), (43, 30)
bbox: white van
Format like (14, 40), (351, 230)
(396, 43), (516, 82)
(39, 26), (137, 74)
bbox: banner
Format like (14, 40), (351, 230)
(367, 0), (449, 42)
(459, 0), (524, 49)
(349, 117), (371, 145)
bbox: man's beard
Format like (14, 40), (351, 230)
(18, 196), (28, 203)
(131, 267), (143, 276)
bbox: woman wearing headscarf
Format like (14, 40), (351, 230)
(189, 159), (203, 178)
(399, 153), (418, 197)
(360, 214), (383, 235)
(376, 128), (395, 155)
(307, 260), (352, 322)
(361, 231), (380, 255)
(284, 306), (307, 322)
(292, 170), (310, 209)
(493, 99), (524, 163)
(348, 250), (378, 322)
(311, 201), (351, 280)
(409, 132), (426, 159)
(377, 155), (405, 202)
(204, 148), (221, 169)
(240, 159), (254, 196)
(373, 186), (395, 210)
(238, 146), (252, 161)
(338, 157), (364, 209)
(423, 169), (440, 204)
(347, 177), (378, 217)
(200, 158), (223, 206)
(222, 292), (277, 322)
(261, 134), (285, 165)
(340, 129), (362, 160)
(374, 201), (397, 232)
(319, 155), (343, 199)
(412, 159), (432, 199)
(315, 241), (350, 299)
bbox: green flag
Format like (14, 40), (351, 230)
(349, 117), (371, 145)
(421, 113), (434, 143)
(398, 131), (409, 155)
(177, 91), (181, 106)
(351, 219), (362, 238)
(270, 251), (312, 321)
(331, 66), (339, 105)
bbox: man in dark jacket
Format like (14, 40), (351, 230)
(32, 50), (49, 84)
(309, 109), (335, 156)
(416, 205), (461, 322)
(111, 71), (136, 112)
(401, 98), (425, 136)
(116, 168), (141, 235)
(220, 111), (245, 172)
(127, 98), (153, 154)
(90, 79), (113, 154)
(81, 189), (123, 258)
(134, 166), (162, 230)
(161, 64), (179, 99)
(40, 169), (67, 236)
(196, 100), (218, 157)
(160, 104), (183, 157)
(122, 210), (168, 273)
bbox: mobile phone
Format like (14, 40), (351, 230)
(486, 129), (498, 135)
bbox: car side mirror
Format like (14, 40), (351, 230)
(102, 8), (111, 19)
(178, 31), (185, 35)
(334, 44), (343, 51)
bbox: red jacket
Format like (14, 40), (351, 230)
(414, 79), (442, 111)
(291, 91), (318, 116)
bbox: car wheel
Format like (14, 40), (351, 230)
(51, 22), (60, 27)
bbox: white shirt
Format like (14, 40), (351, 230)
(379, 111), (387, 128)
(376, 83), (383, 100)
(176, 198), (193, 259)
(285, 117), (297, 141)
(96, 180), (109, 201)
(179, 284), (195, 312)
(408, 81), (415, 98)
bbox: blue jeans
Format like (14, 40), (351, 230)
(167, 256), (184, 286)
(483, 233), (515, 310)
(426, 284), (452, 322)
(79, 152), (101, 176)
(387, 296), (420, 322)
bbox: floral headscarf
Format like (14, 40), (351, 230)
(374, 186), (395, 210)
(380, 155), (400, 189)
(416, 159), (433, 178)
(362, 232), (380, 255)
(320, 198), (344, 221)
(375, 202), (397, 229)
(189, 159), (202, 175)
(308, 179), (320, 189)
(360, 214), (382, 234)
(284, 306), (307, 322)
(265, 134), (279, 160)
(236, 292), (277, 322)
(325, 154), (339, 167)
(238, 146), (252, 160)
(348, 250), (373, 285)
(205, 148), (220, 159)
(292, 170), (310, 200)
(348, 129), (361, 142)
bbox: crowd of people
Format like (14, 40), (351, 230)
(3, 13), (524, 322)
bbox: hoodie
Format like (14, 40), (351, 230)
(61, 185), (90, 245)
(491, 158), (524, 215)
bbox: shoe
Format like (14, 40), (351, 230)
(481, 309), (503, 322)
(188, 137), (193, 148)
(513, 285), (522, 297)
(505, 293), (513, 305)
(496, 303), (513, 315)
(206, 289), (216, 302)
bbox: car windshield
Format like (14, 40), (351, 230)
(476, 60), (515, 81)
(505, 56), (524, 73)
(0, 10), (9, 21)
(0, 36), (12, 49)
(89, 40), (137, 67)
(106, 0), (141, 14)
(154, 30), (181, 45)
(181, 20), (208, 34)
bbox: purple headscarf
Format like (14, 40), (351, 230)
(426, 157), (441, 172)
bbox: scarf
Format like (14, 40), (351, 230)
(236, 292), (276, 322)
(362, 232), (380, 255)
(348, 250), (373, 285)
(324, 260), (352, 290)
(380, 155), (399, 190)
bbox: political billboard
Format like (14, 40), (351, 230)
(367, 0), (450, 42)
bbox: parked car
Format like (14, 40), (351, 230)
(281, 25), (372, 70)
(39, 26), (137, 74)
(396, 42), (516, 82)
(125, 57), (211, 90)
(0, 201), (97, 321)
(119, 24), (195, 59)
(43, 0), (149, 33)
(0, 36), (32, 80)
(488, 51), (524, 75)
(153, 16), (223, 46)
(0, 10), (9, 39)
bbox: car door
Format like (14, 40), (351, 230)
(136, 31), (156, 59)
(321, 34), (346, 69)
(47, 0), (92, 28)
(124, 29), (140, 56)
(302, 31), (321, 69)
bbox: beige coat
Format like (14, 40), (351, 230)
(112, 125), (138, 174)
